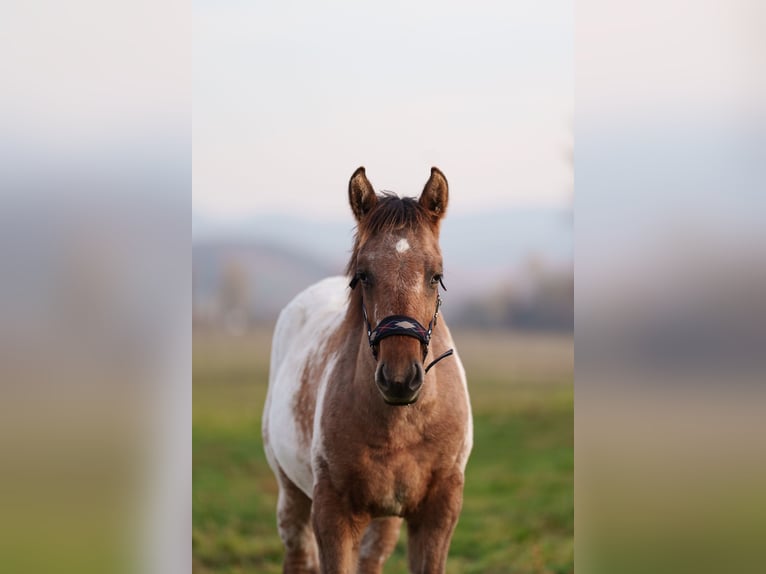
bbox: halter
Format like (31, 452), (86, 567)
(349, 274), (454, 373)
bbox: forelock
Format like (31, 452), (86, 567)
(346, 194), (433, 276)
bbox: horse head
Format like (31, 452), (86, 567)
(347, 167), (451, 405)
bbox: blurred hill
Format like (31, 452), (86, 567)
(193, 208), (572, 332)
(193, 241), (337, 331)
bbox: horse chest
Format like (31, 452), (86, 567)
(316, 395), (466, 517)
(349, 446), (435, 517)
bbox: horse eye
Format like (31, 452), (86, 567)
(349, 271), (369, 289)
(430, 273), (443, 286)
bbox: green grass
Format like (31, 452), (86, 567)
(193, 329), (573, 573)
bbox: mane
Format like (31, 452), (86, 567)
(345, 193), (431, 277)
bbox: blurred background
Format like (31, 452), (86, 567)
(192, 1), (573, 573)
(577, 2), (766, 573)
(1, 2), (190, 574)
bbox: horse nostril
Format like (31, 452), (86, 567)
(408, 361), (424, 390)
(377, 363), (390, 389)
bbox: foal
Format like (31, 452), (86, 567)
(263, 167), (473, 574)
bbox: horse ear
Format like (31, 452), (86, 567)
(419, 167), (449, 222)
(348, 167), (378, 222)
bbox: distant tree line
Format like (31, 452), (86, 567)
(453, 265), (573, 332)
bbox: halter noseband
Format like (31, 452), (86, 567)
(349, 274), (454, 373)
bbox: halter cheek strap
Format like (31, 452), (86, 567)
(351, 277), (455, 373)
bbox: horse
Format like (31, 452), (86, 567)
(262, 167), (473, 574)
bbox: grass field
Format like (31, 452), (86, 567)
(193, 328), (573, 573)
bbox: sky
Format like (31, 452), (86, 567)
(193, 0), (573, 221)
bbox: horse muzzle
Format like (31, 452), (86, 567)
(375, 358), (424, 405)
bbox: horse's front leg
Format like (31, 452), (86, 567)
(312, 477), (370, 574)
(406, 472), (464, 574)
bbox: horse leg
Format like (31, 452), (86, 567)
(357, 517), (403, 574)
(406, 473), (464, 574)
(276, 468), (319, 574)
(312, 477), (369, 574)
